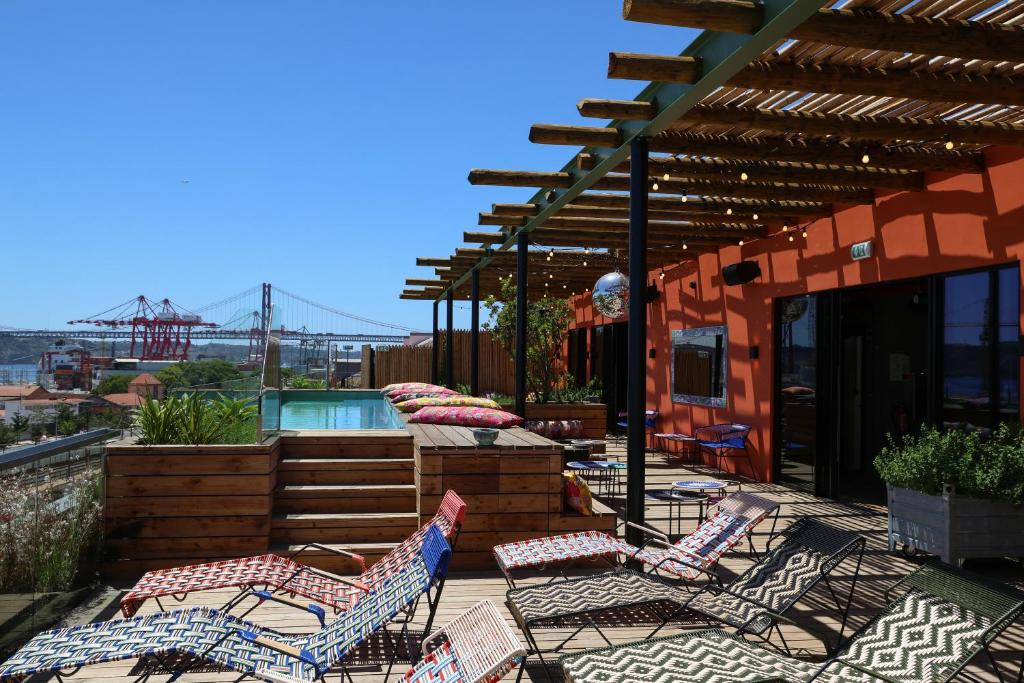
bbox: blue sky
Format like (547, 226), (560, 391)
(0, 2), (695, 332)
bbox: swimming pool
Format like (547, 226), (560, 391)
(278, 390), (403, 430)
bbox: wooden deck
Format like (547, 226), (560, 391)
(19, 439), (1024, 682)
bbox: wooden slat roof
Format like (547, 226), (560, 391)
(403, 0), (1024, 301)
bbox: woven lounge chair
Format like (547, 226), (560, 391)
(119, 490), (467, 621)
(404, 600), (527, 683)
(0, 525), (452, 683)
(493, 492), (779, 588)
(505, 518), (865, 674)
(559, 563), (1024, 683)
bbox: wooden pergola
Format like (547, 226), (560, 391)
(401, 0), (1024, 544)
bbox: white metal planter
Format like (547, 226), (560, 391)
(887, 484), (1024, 567)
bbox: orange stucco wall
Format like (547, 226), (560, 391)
(568, 147), (1024, 482)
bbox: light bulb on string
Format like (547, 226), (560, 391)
(726, 208), (733, 215)
(549, 273), (554, 279)
(752, 213), (759, 221)
(738, 240), (745, 246)
(681, 196), (688, 203)
(662, 173), (670, 181)
(945, 140), (955, 150)
(802, 229), (808, 238)
(652, 182), (659, 191)
(659, 270), (665, 280)
(682, 243), (688, 250)
(740, 172), (749, 181)
(583, 260), (588, 267)
(861, 151), (871, 164)
(788, 235), (794, 242)
(782, 224), (789, 232)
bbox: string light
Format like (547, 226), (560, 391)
(738, 239), (745, 246)
(752, 213), (759, 220)
(782, 224), (789, 232)
(584, 247), (591, 255)
(861, 151), (871, 164)
(945, 140), (955, 150)
(726, 208), (733, 215)
(681, 196), (688, 203)
(583, 260), (588, 267)
(549, 273), (554, 279)
(659, 270), (665, 280)
(548, 249), (554, 258)
(682, 242), (688, 250)
(740, 172), (749, 181)
(802, 229), (808, 238)
(662, 173), (670, 181)
(652, 182), (659, 191)
(562, 284), (567, 289)
(788, 235), (795, 242)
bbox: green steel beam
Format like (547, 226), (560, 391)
(436, 0), (828, 302)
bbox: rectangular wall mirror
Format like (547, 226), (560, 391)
(671, 325), (728, 407)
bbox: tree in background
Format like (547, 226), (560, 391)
(0, 423), (14, 452)
(9, 414), (29, 439)
(92, 374), (135, 396)
(29, 421), (45, 443)
(483, 279), (573, 403)
(156, 359), (243, 390)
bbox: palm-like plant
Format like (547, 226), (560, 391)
(176, 393), (227, 445)
(133, 397), (181, 445)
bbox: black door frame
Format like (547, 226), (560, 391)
(773, 262), (1019, 499)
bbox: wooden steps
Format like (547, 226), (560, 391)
(274, 484), (416, 513)
(277, 458), (414, 485)
(270, 512), (419, 544)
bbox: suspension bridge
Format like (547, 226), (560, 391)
(0, 284), (415, 360)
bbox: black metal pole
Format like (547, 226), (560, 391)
(515, 231), (529, 417)
(470, 268), (480, 396)
(625, 136), (649, 548)
(445, 290), (454, 388)
(431, 301), (439, 385)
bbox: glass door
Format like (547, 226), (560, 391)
(775, 295), (819, 491)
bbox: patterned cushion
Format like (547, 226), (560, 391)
(390, 391), (459, 404)
(494, 531), (629, 574)
(395, 396), (501, 413)
(559, 629), (870, 683)
(383, 382), (435, 393)
(526, 419), (584, 439)
(564, 472), (593, 516)
(388, 387), (457, 401)
(408, 406), (523, 428)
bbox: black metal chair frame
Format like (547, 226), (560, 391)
(506, 518), (865, 679)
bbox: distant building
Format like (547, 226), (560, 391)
(39, 340), (92, 391)
(99, 393), (145, 410)
(128, 373), (165, 400)
(93, 358), (180, 385)
(1, 396), (88, 424)
(0, 384), (52, 402)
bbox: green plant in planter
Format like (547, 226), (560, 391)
(550, 377), (602, 404)
(133, 394), (258, 445)
(483, 278), (573, 404)
(874, 423), (1024, 504)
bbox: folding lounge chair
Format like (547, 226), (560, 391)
(0, 525), (453, 683)
(505, 518), (865, 674)
(119, 489), (467, 620)
(559, 563), (1024, 683)
(404, 600), (527, 683)
(493, 492), (779, 588)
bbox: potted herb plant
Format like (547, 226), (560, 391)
(874, 423), (1024, 566)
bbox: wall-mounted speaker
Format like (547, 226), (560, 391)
(722, 260), (762, 286)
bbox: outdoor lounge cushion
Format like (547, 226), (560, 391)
(389, 390), (459, 403)
(388, 386), (456, 400)
(526, 419), (584, 440)
(383, 382), (435, 392)
(408, 406), (523, 429)
(564, 472), (593, 516)
(395, 396), (501, 413)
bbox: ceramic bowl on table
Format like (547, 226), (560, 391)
(472, 427), (499, 446)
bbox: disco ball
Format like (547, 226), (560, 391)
(592, 270), (629, 319)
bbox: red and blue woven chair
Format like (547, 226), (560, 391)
(695, 423), (755, 477)
(404, 600), (527, 683)
(493, 492), (779, 588)
(0, 525), (453, 683)
(119, 490), (467, 622)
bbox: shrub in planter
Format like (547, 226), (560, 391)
(875, 423), (1024, 565)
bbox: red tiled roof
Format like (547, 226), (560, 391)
(129, 373), (162, 386)
(17, 397), (89, 406)
(102, 393), (145, 407)
(0, 384), (51, 399)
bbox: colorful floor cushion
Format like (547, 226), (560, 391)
(526, 419), (584, 440)
(564, 472), (593, 516)
(389, 390), (459, 403)
(409, 406), (524, 428)
(383, 382), (434, 393)
(387, 387), (457, 401)
(395, 396), (501, 413)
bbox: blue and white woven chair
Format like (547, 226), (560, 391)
(0, 525), (452, 683)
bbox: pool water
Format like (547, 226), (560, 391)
(279, 391), (403, 430)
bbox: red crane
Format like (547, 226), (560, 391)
(69, 295), (218, 361)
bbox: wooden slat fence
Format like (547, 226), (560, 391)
(364, 330), (515, 394)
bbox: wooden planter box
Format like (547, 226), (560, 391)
(887, 484), (1024, 567)
(524, 402), (607, 441)
(103, 437), (280, 578)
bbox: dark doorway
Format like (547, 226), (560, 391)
(837, 280), (930, 503)
(589, 322), (628, 431)
(774, 263), (1020, 504)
